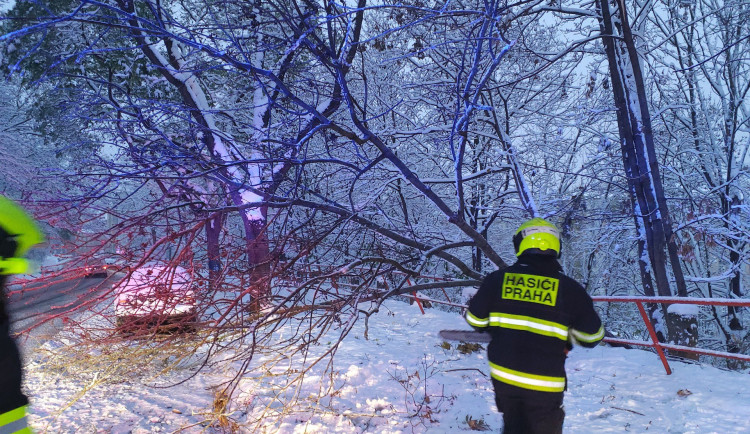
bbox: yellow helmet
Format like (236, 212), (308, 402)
(0, 195), (45, 274)
(512, 218), (561, 257)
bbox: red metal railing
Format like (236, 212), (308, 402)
(400, 279), (750, 374)
(590, 296), (750, 374)
(285, 264), (750, 374)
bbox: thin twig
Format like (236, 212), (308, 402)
(610, 406), (645, 416)
(445, 368), (487, 377)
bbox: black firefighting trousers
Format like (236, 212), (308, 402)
(0, 328), (28, 415)
(0, 317), (28, 414)
(492, 380), (565, 434)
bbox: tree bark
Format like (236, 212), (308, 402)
(243, 210), (271, 311)
(596, 0), (688, 342)
(205, 212), (223, 292)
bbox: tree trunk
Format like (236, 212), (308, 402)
(205, 212), (223, 292)
(246, 218), (271, 310)
(596, 0), (688, 343)
(230, 191), (271, 311)
(726, 195), (745, 368)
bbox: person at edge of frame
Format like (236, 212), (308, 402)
(0, 195), (44, 434)
(465, 217), (604, 434)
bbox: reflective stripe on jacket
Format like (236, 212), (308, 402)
(466, 255), (603, 393)
(0, 406), (31, 434)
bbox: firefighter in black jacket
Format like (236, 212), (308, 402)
(0, 195), (44, 434)
(466, 218), (603, 434)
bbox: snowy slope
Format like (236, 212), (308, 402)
(22, 298), (750, 433)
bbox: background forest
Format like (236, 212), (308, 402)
(0, 0), (749, 412)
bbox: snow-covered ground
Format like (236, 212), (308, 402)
(20, 298), (750, 433)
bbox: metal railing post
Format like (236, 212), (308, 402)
(406, 278), (426, 315)
(635, 301), (672, 375)
(439, 284), (452, 305)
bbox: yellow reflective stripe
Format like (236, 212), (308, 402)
(465, 311), (489, 328)
(0, 257), (31, 275)
(571, 325), (605, 343)
(0, 418), (30, 434)
(0, 407), (26, 426)
(489, 362), (565, 392)
(489, 313), (568, 341)
(0, 406), (31, 434)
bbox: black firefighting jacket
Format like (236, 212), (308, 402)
(0, 275), (28, 414)
(466, 254), (603, 393)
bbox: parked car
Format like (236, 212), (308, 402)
(114, 263), (198, 331)
(83, 263), (112, 278)
(82, 257), (127, 278)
